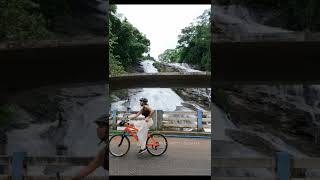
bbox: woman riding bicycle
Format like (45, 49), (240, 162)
(128, 97), (154, 154)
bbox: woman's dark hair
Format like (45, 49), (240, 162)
(140, 101), (148, 106)
(139, 98), (148, 105)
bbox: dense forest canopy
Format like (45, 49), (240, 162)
(158, 9), (211, 71)
(215, 0), (320, 31)
(109, 5), (151, 75)
(0, 0), (107, 41)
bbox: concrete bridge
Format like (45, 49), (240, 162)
(0, 39), (212, 93)
(109, 72), (211, 90)
(0, 39), (107, 93)
(212, 40), (320, 82)
(2, 39), (320, 93)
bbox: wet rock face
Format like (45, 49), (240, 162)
(152, 61), (211, 110)
(153, 62), (178, 73)
(217, 85), (320, 143)
(7, 88), (64, 129)
(303, 85), (320, 107)
(226, 129), (278, 156)
(212, 4), (291, 42)
(6, 84), (107, 129)
(173, 88), (211, 110)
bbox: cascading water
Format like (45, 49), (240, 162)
(111, 60), (211, 132)
(167, 63), (201, 72)
(6, 85), (108, 176)
(111, 60), (188, 112)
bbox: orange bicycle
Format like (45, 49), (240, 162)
(109, 118), (168, 157)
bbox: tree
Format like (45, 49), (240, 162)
(159, 9), (211, 71)
(158, 49), (181, 63)
(0, 0), (50, 41)
(109, 5), (150, 75)
(109, 11), (124, 76)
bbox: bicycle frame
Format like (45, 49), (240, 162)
(122, 123), (159, 147)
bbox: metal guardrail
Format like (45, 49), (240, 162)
(109, 110), (211, 132)
(213, 152), (320, 180)
(0, 153), (106, 179)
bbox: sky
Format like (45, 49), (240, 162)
(116, 5), (211, 60)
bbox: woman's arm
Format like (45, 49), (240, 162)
(71, 149), (103, 180)
(128, 110), (142, 120)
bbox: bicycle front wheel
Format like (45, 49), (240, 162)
(146, 133), (168, 156)
(109, 134), (130, 157)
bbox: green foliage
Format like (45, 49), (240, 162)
(159, 9), (211, 71)
(152, 61), (161, 71)
(158, 49), (181, 63)
(109, 5), (151, 75)
(142, 54), (155, 61)
(111, 19), (150, 69)
(34, 0), (70, 20)
(109, 10), (125, 76)
(1, 0), (109, 41)
(0, 104), (15, 127)
(109, 53), (125, 76)
(0, 0), (50, 41)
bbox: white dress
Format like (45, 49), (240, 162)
(133, 118), (153, 149)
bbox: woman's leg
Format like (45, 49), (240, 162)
(147, 119), (153, 128)
(137, 119), (153, 150)
(137, 122), (148, 149)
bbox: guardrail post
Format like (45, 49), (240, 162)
(151, 110), (157, 131)
(197, 109), (203, 132)
(12, 151), (27, 180)
(276, 151), (290, 180)
(156, 110), (163, 131)
(112, 110), (117, 130)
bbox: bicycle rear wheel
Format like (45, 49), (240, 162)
(146, 133), (168, 156)
(109, 134), (130, 157)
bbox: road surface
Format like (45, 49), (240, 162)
(109, 137), (211, 175)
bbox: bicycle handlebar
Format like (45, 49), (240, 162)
(118, 119), (129, 126)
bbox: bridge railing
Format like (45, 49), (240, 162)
(109, 110), (211, 132)
(213, 152), (320, 180)
(0, 152), (106, 179)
